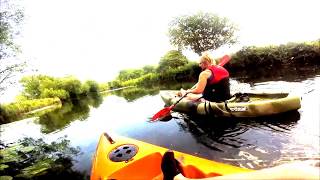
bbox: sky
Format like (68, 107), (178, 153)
(1, 0), (319, 102)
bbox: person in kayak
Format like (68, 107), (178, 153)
(179, 52), (231, 102)
(161, 150), (320, 180)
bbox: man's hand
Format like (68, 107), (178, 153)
(176, 88), (187, 97)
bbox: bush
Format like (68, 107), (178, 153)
(19, 75), (100, 101)
(228, 41), (320, 72)
(0, 98), (61, 124)
(83, 80), (100, 93)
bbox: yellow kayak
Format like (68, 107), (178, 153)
(90, 132), (253, 180)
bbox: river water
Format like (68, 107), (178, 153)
(1, 70), (319, 178)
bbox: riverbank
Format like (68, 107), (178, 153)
(0, 98), (61, 124)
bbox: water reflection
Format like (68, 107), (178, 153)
(0, 136), (87, 179)
(172, 111), (301, 168)
(248, 111), (300, 133)
(176, 111), (299, 150)
(37, 94), (103, 133)
(110, 83), (195, 102)
(111, 87), (159, 102)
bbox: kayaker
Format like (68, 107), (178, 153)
(179, 52), (231, 102)
(162, 151), (320, 180)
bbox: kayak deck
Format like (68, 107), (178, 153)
(90, 133), (253, 180)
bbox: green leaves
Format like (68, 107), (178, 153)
(229, 41), (320, 70)
(19, 75), (101, 100)
(168, 12), (238, 55)
(0, 137), (84, 179)
(0, 2), (25, 94)
(157, 50), (189, 73)
(109, 50), (198, 88)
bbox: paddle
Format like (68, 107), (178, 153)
(150, 54), (231, 122)
(217, 54), (231, 66)
(150, 92), (190, 122)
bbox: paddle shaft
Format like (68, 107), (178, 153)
(170, 92), (190, 109)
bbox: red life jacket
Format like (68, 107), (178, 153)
(207, 65), (229, 84)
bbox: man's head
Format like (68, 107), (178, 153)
(199, 51), (216, 70)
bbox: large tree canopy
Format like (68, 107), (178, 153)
(0, 1), (25, 94)
(168, 12), (238, 55)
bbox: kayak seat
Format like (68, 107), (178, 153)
(109, 152), (163, 179)
(182, 164), (221, 178)
(231, 93), (250, 102)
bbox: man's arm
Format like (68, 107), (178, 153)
(186, 71), (210, 94)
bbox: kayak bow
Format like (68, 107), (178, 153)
(90, 132), (252, 180)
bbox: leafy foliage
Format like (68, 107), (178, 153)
(142, 65), (156, 74)
(115, 65), (157, 84)
(0, 75), (103, 124)
(157, 50), (189, 73)
(19, 75), (101, 100)
(228, 41), (320, 71)
(111, 62), (199, 88)
(0, 1), (25, 94)
(0, 136), (87, 179)
(109, 49), (200, 89)
(0, 97), (61, 124)
(117, 69), (145, 82)
(168, 12), (238, 55)
(225, 40), (320, 81)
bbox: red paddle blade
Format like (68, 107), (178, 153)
(218, 55), (231, 66)
(150, 106), (173, 121)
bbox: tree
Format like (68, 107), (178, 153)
(117, 69), (144, 81)
(168, 12), (238, 55)
(157, 50), (189, 73)
(142, 65), (156, 74)
(0, 1), (25, 94)
(19, 75), (100, 100)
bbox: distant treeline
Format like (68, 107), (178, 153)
(107, 40), (320, 88)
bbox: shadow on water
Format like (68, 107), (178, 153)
(175, 111), (301, 152)
(0, 136), (88, 180)
(36, 93), (103, 133)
